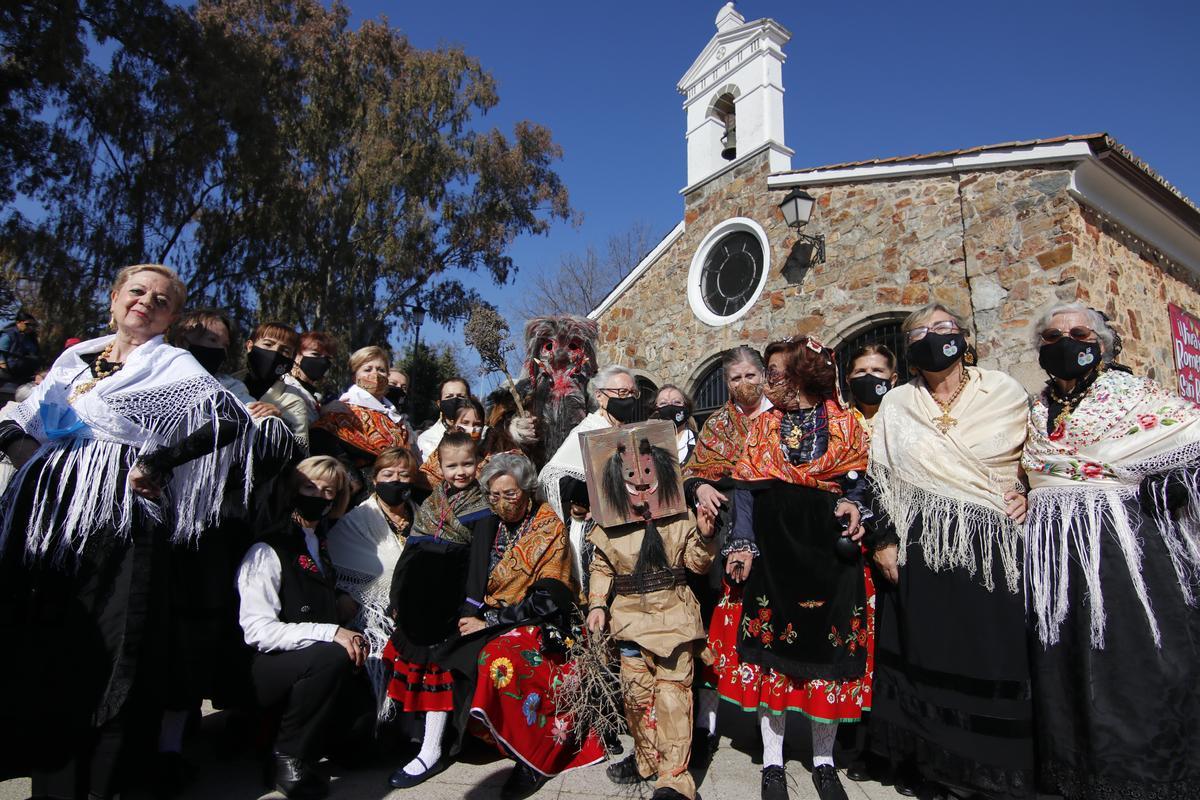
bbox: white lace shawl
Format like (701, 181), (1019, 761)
(1023, 369), (1200, 647)
(868, 367), (1029, 592)
(0, 334), (255, 562)
(538, 410), (611, 521)
(325, 494), (409, 716)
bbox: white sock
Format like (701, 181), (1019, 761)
(811, 719), (838, 768)
(698, 689), (719, 736)
(759, 709), (786, 768)
(403, 711), (447, 776)
(158, 709), (189, 754)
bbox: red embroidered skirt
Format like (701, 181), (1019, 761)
(470, 625), (607, 777)
(381, 639), (455, 713)
(701, 565), (876, 723)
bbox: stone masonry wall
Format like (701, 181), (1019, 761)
(594, 152), (1200, 396)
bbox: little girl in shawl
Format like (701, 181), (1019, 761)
(381, 431), (492, 788)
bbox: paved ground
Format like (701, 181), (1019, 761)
(0, 704), (910, 800)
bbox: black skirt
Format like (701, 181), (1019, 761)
(735, 481), (868, 681)
(1031, 507), (1200, 800)
(868, 525), (1035, 800)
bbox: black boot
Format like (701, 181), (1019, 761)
(811, 765), (848, 800)
(271, 753), (328, 799)
(761, 765), (789, 800)
(605, 753), (652, 785)
(500, 762), (549, 800)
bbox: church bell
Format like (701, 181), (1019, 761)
(720, 116), (737, 161)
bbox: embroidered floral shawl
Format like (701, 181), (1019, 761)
(868, 367), (1029, 592)
(1023, 368), (1200, 647)
(411, 481), (491, 546)
(731, 400), (868, 492)
(311, 400), (410, 465)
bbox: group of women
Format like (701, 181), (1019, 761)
(679, 302), (1199, 800)
(0, 260), (1195, 800)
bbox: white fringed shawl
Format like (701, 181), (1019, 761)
(868, 367), (1030, 592)
(1023, 368), (1200, 648)
(538, 410), (610, 522)
(0, 334), (254, 562)
(325, 494), (408, 717)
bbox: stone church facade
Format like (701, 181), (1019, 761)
(589, 4), (1200, 419)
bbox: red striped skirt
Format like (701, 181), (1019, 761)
(381, 639), (455, 713)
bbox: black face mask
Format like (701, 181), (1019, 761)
(439, 398), (462, 420)
(298, 355), (331, 382)
(907, 331), (967, 373)
(848, 375), (892, 407)
(375, 480), (413, 506)
(294, 493), (333, 523)
(188, 344), (225, 375)
(604, 395), (641, 424)
(1039, 339), (1101, 380)
(654, 403), (688, 426)
(247, 346), (290, 382)
(386, 385), (408, 408)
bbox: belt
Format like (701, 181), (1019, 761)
(612, 567), (686, 595)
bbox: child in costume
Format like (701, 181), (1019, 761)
(585, 436), (717, 800)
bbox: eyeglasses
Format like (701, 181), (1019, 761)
(906, 320), (962, 342)
(600, 387), (640, 399)
(487, 489), (523, 502)
(1039, 326), (1096, 344)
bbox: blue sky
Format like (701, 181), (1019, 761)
(359, 0), (1199, 387)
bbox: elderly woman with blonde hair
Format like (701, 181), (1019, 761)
(1022, 302), (1200, 799)
(864, 302), (1034, 799)
(311, 345), (415, 469)
(0, 263), (256, 799)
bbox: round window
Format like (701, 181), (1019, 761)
(686, 217), (772, 327)
(700, 232), (763, 317)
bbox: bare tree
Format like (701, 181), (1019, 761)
(518, 222), (659, 318)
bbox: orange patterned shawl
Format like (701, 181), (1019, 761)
(731, 400), (868, 493)
(485, 502), (576, 608)
(682, 401), (758, 483)
(312, 401), (410, 466)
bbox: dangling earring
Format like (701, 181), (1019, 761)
(108, 315), (116, 332)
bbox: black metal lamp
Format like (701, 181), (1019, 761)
(778, 188), (826, 283)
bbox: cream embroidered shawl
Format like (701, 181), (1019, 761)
(869, 366), (1029, 592)
(1023, 368), (1200, 647)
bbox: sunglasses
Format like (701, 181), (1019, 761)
(1040, 326), (1095, 344)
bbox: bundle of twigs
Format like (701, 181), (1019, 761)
(463, 304), (526, 415)
(551, 624), (627, 753)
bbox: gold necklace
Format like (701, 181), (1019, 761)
(930, 367), (969, 434)
(68, 342), (124, 403)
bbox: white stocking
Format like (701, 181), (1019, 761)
(759, 708), (786, 768)
(811, 719), (838, 768)
(697, 688), (720, 736)
(403, 711), (447, 776)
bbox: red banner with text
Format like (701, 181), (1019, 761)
(1169, 303), (1200, 402)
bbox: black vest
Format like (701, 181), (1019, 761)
(265, 526), (338, 626)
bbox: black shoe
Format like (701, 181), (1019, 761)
(811, 765), (848, 800)
(845, 763), (870, 782)
(761, 765), (789, 800)
(272, 753), (328, 799)
(387, 756), (449, 789)
(500, 762), (549, 800)
(691, 729), (719, 770)
(650, 789), (691, 800)
(605, 754), (652, 785)
(889, 769), (918, 797)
